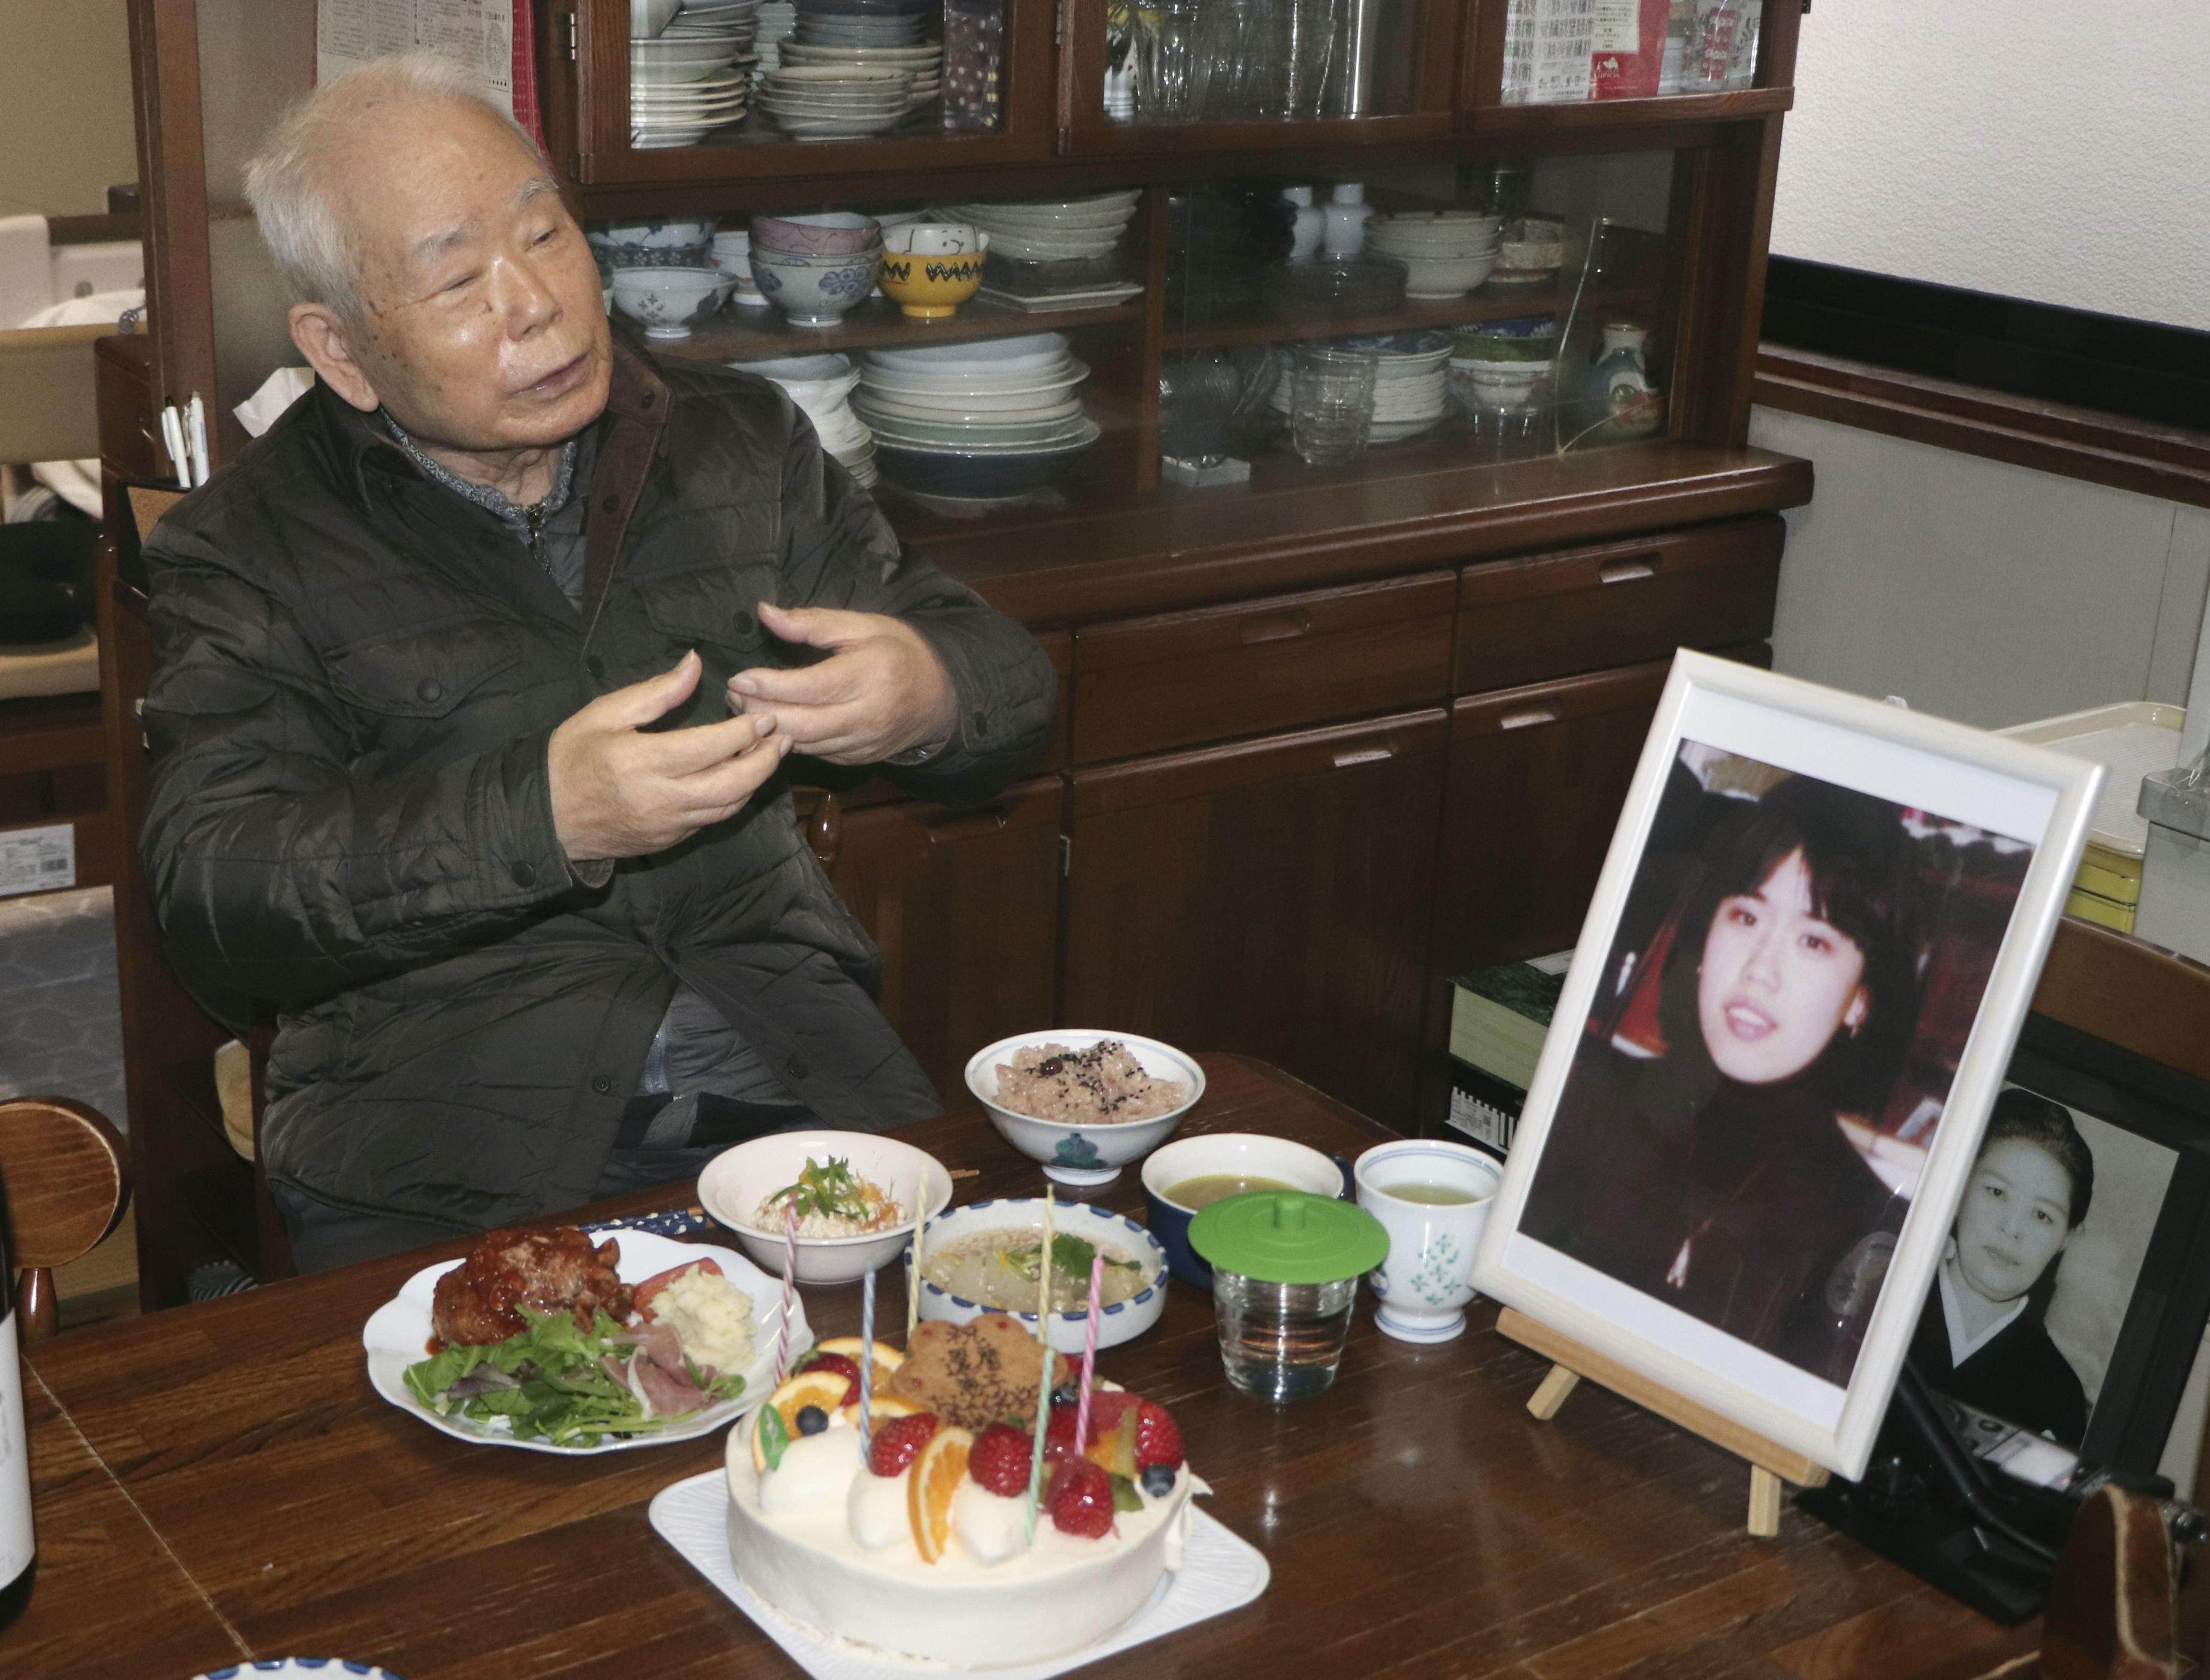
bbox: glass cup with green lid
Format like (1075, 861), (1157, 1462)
(1189, 1190), (1389, 1403)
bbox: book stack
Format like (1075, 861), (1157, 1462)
(1444, 950), (1572, 1157)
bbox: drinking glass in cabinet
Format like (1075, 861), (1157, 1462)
(1113, 0), (1422, 123)
(1289, 345), (1377, 468)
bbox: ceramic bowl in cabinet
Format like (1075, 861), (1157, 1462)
(610, 265), (729, 338)
(750, 210), (883, 257)
(748, 244), (883, 325)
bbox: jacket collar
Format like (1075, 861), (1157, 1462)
(304, 339), (668, 514)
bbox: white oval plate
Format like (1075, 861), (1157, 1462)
(360, 1229), (802, 1455)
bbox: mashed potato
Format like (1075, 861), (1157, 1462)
(653, 1266), (756, 1377)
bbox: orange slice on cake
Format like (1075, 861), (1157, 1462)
(751, 1369), (850, 1474)
(815, 1336), (905, 1392)
(908, 1424), (974, 1564)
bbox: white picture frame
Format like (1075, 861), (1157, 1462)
(1471, 651), (2104, 1481)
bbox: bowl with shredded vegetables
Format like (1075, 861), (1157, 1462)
(699, 1129), (955, 1285)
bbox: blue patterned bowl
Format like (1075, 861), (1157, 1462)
(908, 1197), (1169, 1354)
(194, 1663), (405, 1679)
(963, 1029), (1203, 1188)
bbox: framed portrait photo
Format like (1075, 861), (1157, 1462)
(1472, 651), (2103, 1481)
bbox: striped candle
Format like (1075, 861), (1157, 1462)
(1072, 1251), (1104, 1455)
(1023, 1187), (1056, 1543)
(858, 1264), (877, 1458)
(906, 1175), (926, 1342)
(769, 1202), (799, 1385)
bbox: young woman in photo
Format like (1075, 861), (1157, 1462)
(1520, 771), (1924, 1385)
(1911, 1088), (2094, 1445)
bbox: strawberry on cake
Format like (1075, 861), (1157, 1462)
(725, 1315), (1203, 1667)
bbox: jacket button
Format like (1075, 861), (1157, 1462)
(591, 1074), (613, 1095)
(641, 391), (656, 409)
(586, 654), (606, 680)
(602, 494), (620, 514)
(787, 1056), (810, 1081)
(731, 609), (755, 637)
(510, 860), (535, 887)
(417, 678), (444, 703)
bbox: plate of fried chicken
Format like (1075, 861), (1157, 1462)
(362, 1225), (805, 1454)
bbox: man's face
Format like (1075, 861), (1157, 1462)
(323, 100), (610, 451)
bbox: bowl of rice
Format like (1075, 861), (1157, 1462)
(964, 1030), (1204, 1187)
(699, 1130), (954, 1285)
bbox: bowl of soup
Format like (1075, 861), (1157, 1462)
(1140, 1133), (1348, 1290)
(910, 1198), (1168, 1354)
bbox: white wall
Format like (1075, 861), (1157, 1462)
(0, 0), (138, 221)
(1772, 1), (2210, 332)
(1751, 407), (2210, 730)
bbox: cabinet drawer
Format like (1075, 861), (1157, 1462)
(1072, 571), (1456, 763)
(1454, 516), (1783, 695)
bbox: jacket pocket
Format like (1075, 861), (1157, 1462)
(638, 559), (779, 658)
(323, 615), (526, 719)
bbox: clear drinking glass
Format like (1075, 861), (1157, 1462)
(1193, 0), (1268, 119)
(1211, 1267), (1359, 1402)
(1290, 344), (1377, 468)
(1134, 0), (1204, 122)
(1275, 0), (1345, 117)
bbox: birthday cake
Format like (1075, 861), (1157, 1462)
(724, 1318), (1201, 1667)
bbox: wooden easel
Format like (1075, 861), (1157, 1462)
(1497, 1307), (1829, 1538)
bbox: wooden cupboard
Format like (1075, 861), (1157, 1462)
(114, 0), (1815, 1301)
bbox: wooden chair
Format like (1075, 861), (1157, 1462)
(1975, 1485), (2181, 1680)
(0, 1095), (130, 1339)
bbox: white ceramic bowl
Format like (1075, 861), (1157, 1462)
(699, 1129), (954, 1284)
(1393, 254), (1497, 298)
(964, 1030), (1203, 1187)
(611, 265), (729, 338)
(911, 1196), (1169, 1354)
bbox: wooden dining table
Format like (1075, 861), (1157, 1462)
(14, 1055), (2036, 1679)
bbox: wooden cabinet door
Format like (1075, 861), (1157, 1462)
(1062, 710), (1448, 1127)
(817, 778), (1064, 1103)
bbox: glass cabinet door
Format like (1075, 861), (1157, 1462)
(1469, 0), (1791, 117)
(1154, 150), (1681, 490)
(1064, 0), (1460, 152)
(561, 0), (1056, 183)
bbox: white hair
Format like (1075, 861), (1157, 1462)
(244, 52), (544, 322)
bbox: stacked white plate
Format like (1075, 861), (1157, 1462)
(791, 0), (936, 50)
(736, 353), (878, 487)
(755, 0), (796, 69)
(1363, 212), (1504, 299)
(632, 0), (760, 145)
(780, 40), (941, 110)
(935, 190), (1141, 265)
(851, 334), (1101, 499)
(1269, 330), (1453, 445)
(757, 63), (913, 138)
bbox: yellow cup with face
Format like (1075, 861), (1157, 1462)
(879, 225), (988, 319)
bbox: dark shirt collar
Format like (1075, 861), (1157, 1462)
(311, 339), (668, 513)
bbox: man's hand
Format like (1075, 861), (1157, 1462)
(726, 603), (957, 766)
(549, 651), (792, 863)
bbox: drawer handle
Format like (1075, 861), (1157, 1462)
(1498, 706), (1562, 731)
(926, 806), (1014, 845)
(1332, 745), (1396, 768)
(1598, 559), (1657, 586)
(1241, 611), (1313, 645)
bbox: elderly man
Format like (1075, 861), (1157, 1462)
(138, 55), (1053, 1269)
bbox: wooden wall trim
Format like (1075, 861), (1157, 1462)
(1756, 344), (2210, 511)
(2030, 918), (2210, 1089)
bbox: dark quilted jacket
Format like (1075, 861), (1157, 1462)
(138, 344), (1053, 1229)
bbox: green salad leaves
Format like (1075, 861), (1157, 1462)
(403, 1305), (746, 1448)
(1004, 1232), (1145, 1285)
